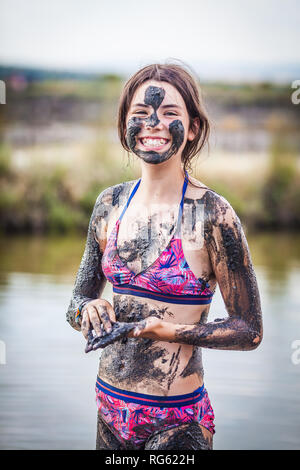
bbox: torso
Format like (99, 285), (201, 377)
(96, 176), (217, 396)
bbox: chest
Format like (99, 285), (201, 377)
(107, 198), (212, 281)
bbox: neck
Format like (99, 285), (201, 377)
(138, 159), (186, 203)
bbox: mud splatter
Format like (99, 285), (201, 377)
(166, 346), (181, 390)
(85, 321), (139, 352)
(96, 412), (125, 450)
(125, 85), (184, 165)
(180, 346), (204, 379)
(145, 422), (212, 450)
(66, 181), (136, 330)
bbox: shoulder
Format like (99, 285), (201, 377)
(93, 179), (139, 217)
(90, 179), (139, 246)
(187, 175), (241, 228)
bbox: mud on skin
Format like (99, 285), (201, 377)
(98, 296), (204, 393)
(172, 190), (263, 350)
(126, 85), (184, 164)
(66, 181), (137, 330)
(96, 413), (125, 450)
(96, 412), (212, 450)
(85, 321), (140, 352)
(99, 298), (171, 387)
(144, 422), (212, 450)
(117, 212), (177, 274)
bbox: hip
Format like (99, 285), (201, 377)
(95, 375), (215, 449)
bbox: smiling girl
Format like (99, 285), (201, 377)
(67, 63), (263, 450)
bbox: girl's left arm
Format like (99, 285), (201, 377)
(134, 194), (263, 351)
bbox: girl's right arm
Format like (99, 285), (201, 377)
(66, 189), (116, 336)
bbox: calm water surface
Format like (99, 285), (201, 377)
(0, 233), (299, 450)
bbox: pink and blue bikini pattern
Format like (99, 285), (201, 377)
(96, 376), (215, 449)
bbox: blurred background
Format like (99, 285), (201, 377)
(0, 0), (299, 450)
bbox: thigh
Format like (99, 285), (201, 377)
(144, 422), (213, 450)
(96, 411), (125, 450)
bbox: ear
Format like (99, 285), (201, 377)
(187, 118), (200, 142)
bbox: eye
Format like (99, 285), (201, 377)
(134, 110), (147, 115)
(164, 112), (177, 116)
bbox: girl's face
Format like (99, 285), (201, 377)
(125, 80), (197, 165)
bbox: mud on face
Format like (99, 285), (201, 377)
(126, 85), (184, 164)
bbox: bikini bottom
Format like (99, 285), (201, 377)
(95, 376), (215, 450)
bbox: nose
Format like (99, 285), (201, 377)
(145, 112), (163, 130)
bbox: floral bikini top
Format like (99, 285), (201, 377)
(101, 172), (214, 305)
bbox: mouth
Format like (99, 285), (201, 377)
(139, 137), (170, 151)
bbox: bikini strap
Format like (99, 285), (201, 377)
(118, 178), (141, 222)
(118, 171), (188, 226)
(175, 171), (189, 234)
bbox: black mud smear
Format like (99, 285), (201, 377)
(144, 86), (165, 128)
(96, 412), (125, 450)
(126, 117), (142, 151)
(101, 338), (169, 386)
(180, 346), (204, 379)
(114, 296), (173, 323)
(166, 346), (181, 390)
(99, 297), (172, 387)
(85, 321), (138, 352)
(66, 181), (136, 330)
(133, 119), (184, 165)
(117, 211), (177, 275)
(186, 188), (263, 350)
(144, 86), (165, 110)
(145, 422), (212, 450)
(169, 119), (184, 154)
(112, 185), (124, 207)
(174, 316), (260, 350)
(125, 85), (184, 165)
(219, 223), (245, 272)
(117, 219), (151, 265)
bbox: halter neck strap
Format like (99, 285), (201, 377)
(175, 171), (189, 233)
(118, 171), (189, 224)
(118, 178), (141, 222)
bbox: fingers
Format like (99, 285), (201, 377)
(87, 326), (94, 343)
(133, 319), (147, 337)
(88, 304), (103, 337)
(90, 322), (137, 351)
(81, 300), (117, 342)
(96, 305), (113, 334)
(85, 326), (95, 353)
(81, 308), (90, 340)
(106, 302), (117, 323)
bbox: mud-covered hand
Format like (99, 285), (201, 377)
(86, 321), (140, 352)
(129, 316), (170, 341)
(81, 298), (116, 341)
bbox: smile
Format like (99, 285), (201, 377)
(139, 137), (169, 149)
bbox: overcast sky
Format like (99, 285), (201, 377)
(0, 0), (299, 80)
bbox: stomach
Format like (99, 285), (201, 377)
(97, 293), (209, 396)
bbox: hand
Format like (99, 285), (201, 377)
(81, 299), (116, 341)
(128, 316), (163, 340)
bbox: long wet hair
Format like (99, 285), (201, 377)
(117, 63), (210, 176)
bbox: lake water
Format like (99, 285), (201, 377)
(0, 233), (299, 450)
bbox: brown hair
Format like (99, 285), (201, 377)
(117, 63), (210, 175)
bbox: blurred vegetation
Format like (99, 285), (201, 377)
(261, 135), (300, 228)
(0, 133), (299, 234)
(0, 135), (135, 234)
(0, 67), (299, 234)
(202, 81), (294, 107)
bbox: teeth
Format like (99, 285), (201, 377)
(142, 138), (167, 147)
